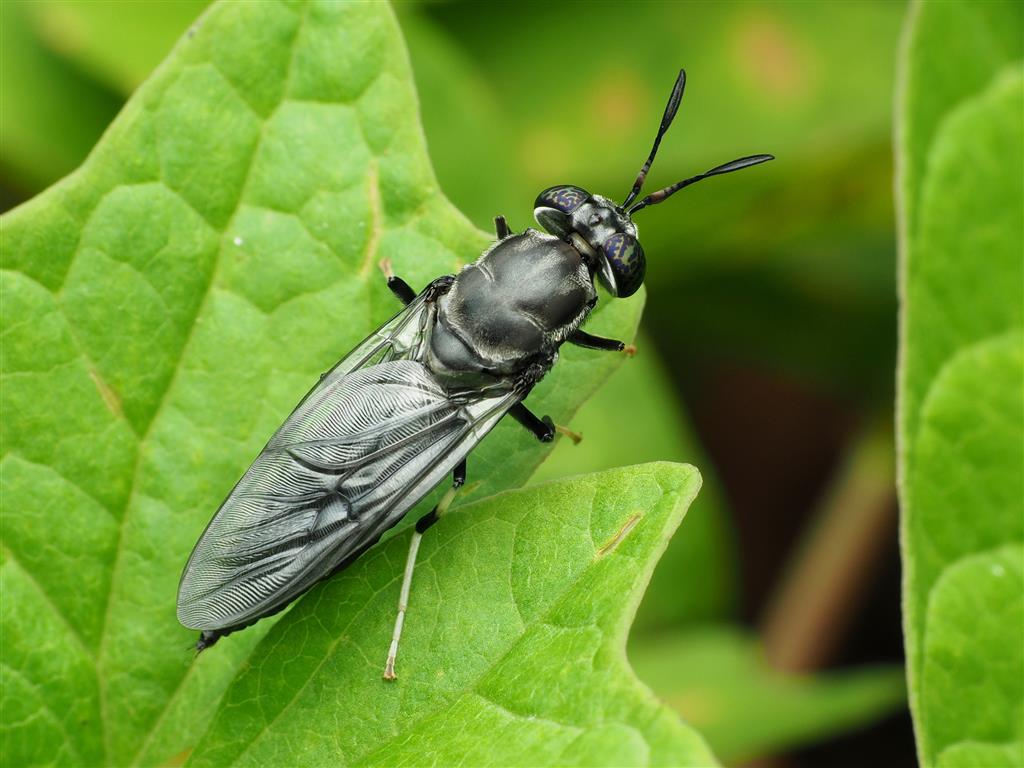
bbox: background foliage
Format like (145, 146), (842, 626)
(1, 1), (1020, 766)
(897, 2), (1023, 766)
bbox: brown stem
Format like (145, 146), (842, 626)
(760, 418), (896, 673)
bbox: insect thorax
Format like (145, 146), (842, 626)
(433, 230), (596, 377)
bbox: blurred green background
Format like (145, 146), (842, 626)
(0, 1), (912, 764)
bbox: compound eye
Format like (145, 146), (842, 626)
(534, 185), (590, 238)
(534, 185), (589, 214)
(601, 233), (646, 298)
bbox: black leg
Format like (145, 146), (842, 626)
(387, 275), (416, 307)
(415, 459), (466, 534)
(196, 630), (221, 652)
(452, 457), (467, 488)
(495, 215), (512, 239)
(568, 329), (627, 352)
(379, 259), (417, 306)
(508, 402), (555, 443)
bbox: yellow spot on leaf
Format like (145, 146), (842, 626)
(597, 512), (642, 558)
(89, 369), (123, 419)
(358, 161), (381, 278)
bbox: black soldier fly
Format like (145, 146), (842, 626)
(177, 69), (772, 678)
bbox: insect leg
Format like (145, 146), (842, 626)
(508, 402), (554, 442)
(383, 460), (467, 681)
(568, 329), (636, 356)
(494, 215), (512, 239)
(508, 403), (583, 445)
(379, 258), (417, 306)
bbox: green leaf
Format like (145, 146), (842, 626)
(187, 463), (714, 767)
(921, 545), (1023, 767)
(0, 2), (641, 765)
(533, 333), (737, 626)
(898, 0), (1024, 238)
(938, 741), (1024, 768)
(629, 627), (906, 765)
(897, 1), (1024, 765)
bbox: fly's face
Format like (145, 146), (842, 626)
(534, 187), (645, 298)
(534, 69), (774, 301)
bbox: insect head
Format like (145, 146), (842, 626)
(533, 69), (774, 298)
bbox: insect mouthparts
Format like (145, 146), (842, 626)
(569, 233), (597, 259)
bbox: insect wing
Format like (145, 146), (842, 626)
(310, 286), (434, 394)
(177, 313), (516, 631)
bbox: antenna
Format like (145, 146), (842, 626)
(621, 69), (687, 209)
(627, 154), (774, 214)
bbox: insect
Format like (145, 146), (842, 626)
(176, 69), (772, 678)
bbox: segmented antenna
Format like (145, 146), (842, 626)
(627, 154), (774, 214)
(621, 69), (687, 210)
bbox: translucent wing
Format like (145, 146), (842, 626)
(177, 290), (517, 632)
(310, 284), (436, 391)
(177, 359), (515, 631)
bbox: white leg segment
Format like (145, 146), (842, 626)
(383, 530), (421, 680)
(382, 485), (459, 680)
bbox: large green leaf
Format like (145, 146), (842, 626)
(630, 627), (905, 765)
(0, 2), (643, 765)
(897, 1), (1024, 765)
(188, 464), (714, 767)
(898, 0), (1024, 239)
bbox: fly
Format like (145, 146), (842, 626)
(176, 69), (773, 679)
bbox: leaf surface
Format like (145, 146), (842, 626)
(897, 1), (1024, 764)
(0, 2), (642, 765)
(187, 464), (714, 767)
